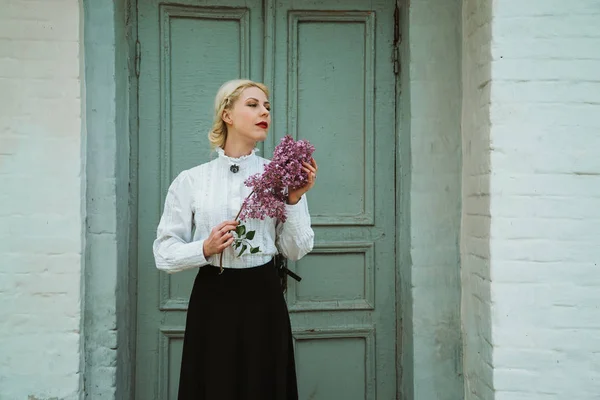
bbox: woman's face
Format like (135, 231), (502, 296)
(223, 86), (271, 145)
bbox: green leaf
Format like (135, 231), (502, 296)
(250, 246), (260, 254)
(246, 230), (255, 240)
(234, 241), (241, 249)
(238, 244), (247, 257)
(236, 225), (246, 237)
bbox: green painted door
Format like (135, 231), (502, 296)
(135, 0), (397, 398)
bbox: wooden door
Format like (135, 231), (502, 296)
(136, 0), (396, 398)
(272, 1), (397, 398)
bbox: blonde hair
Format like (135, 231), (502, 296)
(208, 79), (270, 149)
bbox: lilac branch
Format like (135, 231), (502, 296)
(218, 135), (315, 272)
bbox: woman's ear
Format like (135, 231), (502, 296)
(222, 110), (232, 125)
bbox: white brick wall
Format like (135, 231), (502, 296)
(490, 0), (600, 398)
(461, 0), (600, 399)
(0, 0), (83, 399)
(461, 0), (494, 399)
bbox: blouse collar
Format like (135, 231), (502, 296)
(215, 147), (259, 167)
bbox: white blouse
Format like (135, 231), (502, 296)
(153, 148), (315, 273)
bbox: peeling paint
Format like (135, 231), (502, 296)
(28, 396), (60, 400)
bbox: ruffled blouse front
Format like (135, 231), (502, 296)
(153, 148), (314, 273)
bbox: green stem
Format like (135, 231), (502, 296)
(219, 190), (255, 272)
(234, 189), (254, 221)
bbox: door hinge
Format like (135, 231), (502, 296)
(393, 4), (401, 75)
(135, 40), (141, 77)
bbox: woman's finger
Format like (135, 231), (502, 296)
(216, 220), (238, 231)
(303, 162), (316, 173)
(220, 237), (235, 250)
(214, 221), (238, 236)
(216, 221), (227, 230)
(223, 224), (237, 233)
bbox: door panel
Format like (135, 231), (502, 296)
(136, 1), (264, 399)
(271, 2), (397, 399)
(289, 13), (374, 225)
(136, 0), (396, 398)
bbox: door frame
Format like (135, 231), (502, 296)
(82, 0), (139, 398)
(82, 0), (411, 399)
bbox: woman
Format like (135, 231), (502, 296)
(153, 79), (317, 399)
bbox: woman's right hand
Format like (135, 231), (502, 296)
(203, 220), (239, 258)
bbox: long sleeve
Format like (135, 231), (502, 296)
(153, 170), (209, 273)
(276, 195), (315, 261)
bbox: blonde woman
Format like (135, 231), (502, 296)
(153, 79), (317, 399)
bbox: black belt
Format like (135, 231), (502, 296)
(274, 254), (302, 282)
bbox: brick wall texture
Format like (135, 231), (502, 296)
(0, 0), (83, 399)
(462, 0), (600, 399)
(490, 1), (600, 399)
(461, 0), (494, 398)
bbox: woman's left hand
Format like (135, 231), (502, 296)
(288, 158), (318, 205)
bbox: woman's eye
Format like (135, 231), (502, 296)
(248, 103), (270, 111)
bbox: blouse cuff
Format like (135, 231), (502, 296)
(278, 196), (314, 260)
(186, 239), (209, 267)
(285, 198), (309, 228)
(154, 239), (209, 273)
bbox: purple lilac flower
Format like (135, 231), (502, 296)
(238, 135), (315, 223)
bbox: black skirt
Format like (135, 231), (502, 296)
(178, 259), (298, 400)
